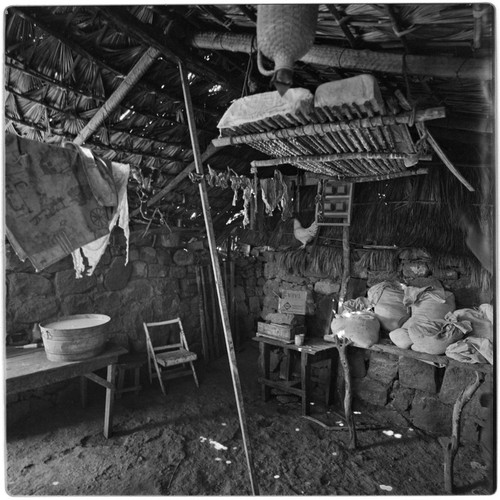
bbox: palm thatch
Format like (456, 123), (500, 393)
(3, 4), (495, 249)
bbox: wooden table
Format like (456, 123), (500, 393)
(6, 344), (128, 438)
(331, 338), (493, 493)
(253, 336), (337, 415)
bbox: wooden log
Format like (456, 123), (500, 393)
(337, 338), (357, 449)
(439, 371), (485, 493)
(200, 265), (214, 361)
(191, 32), (492, 80)
(73, 47), (160, 145)
(342, 168), (429, 183)
(212, 108), (446, 148)
(338, 225), (351, 311)
(195, 266), (209, 364)
(251, 152), (430, 167)
(179, 62), (259, 495)
(416, 123), (475, 192)
(130, 142), (218, 217)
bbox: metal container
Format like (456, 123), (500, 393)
(40, 314), (111, 362)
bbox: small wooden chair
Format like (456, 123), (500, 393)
(143, 318), (199, 396)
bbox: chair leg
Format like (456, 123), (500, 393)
(155, 365), (167, 397)
(147, 355), (153, 385)
(190, 361), (200, 388)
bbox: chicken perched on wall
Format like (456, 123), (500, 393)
(293, 218), (318, 249)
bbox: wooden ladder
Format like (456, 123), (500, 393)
(315, 180), (354, 226)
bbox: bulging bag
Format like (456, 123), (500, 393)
(330, 311), (380, 348)
(446, 308), (493, 340)
(389, 327), (413, 349)
(368, 281), (408, 332)
(409, 318), (471, 355)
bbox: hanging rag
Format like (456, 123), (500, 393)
(63, 142), (118, 207)
(71, 161), (130, 278)
(5, 134), (111, 271)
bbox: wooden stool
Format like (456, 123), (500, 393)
(115, 354), (145, 399)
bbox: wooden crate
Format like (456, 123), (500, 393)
(257, 322), (305, 342)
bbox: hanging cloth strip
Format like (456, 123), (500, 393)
(72, 161), (130, 278)
(5, 134), (111, 271)
(63, 142), (118, 208)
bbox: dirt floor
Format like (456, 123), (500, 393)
(4, 340), (494, 496)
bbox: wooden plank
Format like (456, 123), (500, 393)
(103, 364), (117, 439)
(213, 107), (446, 148)
(6, 346), (127, 395)
(179, 62), (259, 496)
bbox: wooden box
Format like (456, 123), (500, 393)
(278, 290), (308, 315)
(257, 322), (306, 342)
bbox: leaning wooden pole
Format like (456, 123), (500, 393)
(73, 47), (161, 146)
(178, 61), (260, 496)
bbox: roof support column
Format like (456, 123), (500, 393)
(178, 60), (260, 496)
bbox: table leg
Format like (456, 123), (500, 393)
(440, 371), (484, 493)
(103, 364), (117, 439)
(301, 351), (311, 415)
(337, 339), (357, 449)
(259, 342), (271, 402)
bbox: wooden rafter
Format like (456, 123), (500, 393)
(191, 32), (493, 80)
(74, 46), (161, 146)
(5, 86), (188, 162)
(326, 5), (360, 49)
(9, 7), (219, 118)
(98, 6), (242, 96)
(129, 142), (219, 217)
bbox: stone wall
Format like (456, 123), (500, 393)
(5, 228), (208, 354)
(249, 246), (493, 441)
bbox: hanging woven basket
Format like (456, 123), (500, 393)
(256, 4), (318, 78)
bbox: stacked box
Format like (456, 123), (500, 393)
(257, 321), (306, 342)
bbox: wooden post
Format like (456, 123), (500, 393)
(179, 61), (259, 496)
(416, 123), (475, 192)
(73, 47), (161, 146)
(338, 225), (351, 312)
(196, 266), (209, 364)
(337, 337), (357, 449)
(439, 371), (484, 493)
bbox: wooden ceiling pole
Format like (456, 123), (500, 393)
(178, 60), (260, 496)
(191, 32), (492, 80)
(129, 142), (219, 218)
(73, 47), (161, 146)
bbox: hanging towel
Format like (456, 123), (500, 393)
(5, 134), (111, 271)
(63, 142), (118, 207)
(72, 161), (130, 278)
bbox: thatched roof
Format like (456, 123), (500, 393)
(4, 4), (495, 256)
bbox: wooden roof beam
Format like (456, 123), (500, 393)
(130, 142), (219, 217)
(9, 7), (219, 118)
(191, 32), (492, 80)
(98, 6), (242, 96)
(5, 113), (185, 165)
(5, 85), (188, 158)
(326, 5), (361, 49)
(74, 46), (161, 146)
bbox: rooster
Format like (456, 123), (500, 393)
(293, 218), (318, 249)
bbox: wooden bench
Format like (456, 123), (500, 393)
(6, 344), (128, 438)
(331, 338), (492, 493)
